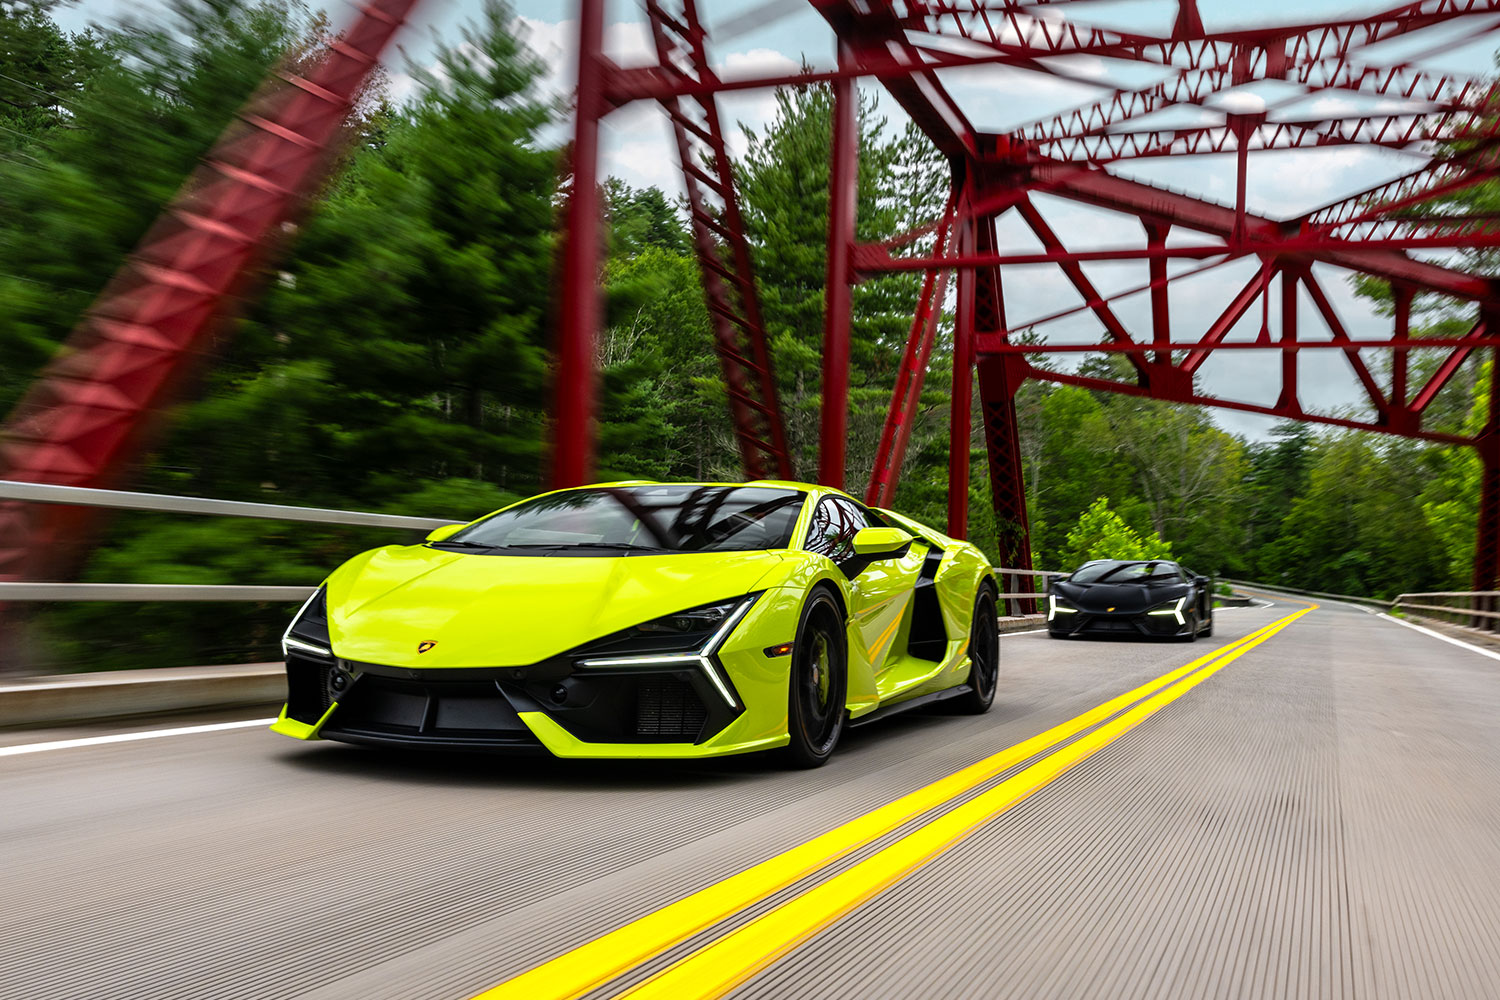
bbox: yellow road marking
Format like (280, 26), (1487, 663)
(472, 612), (1303, 1000)
(617, 605), (1316, 1000)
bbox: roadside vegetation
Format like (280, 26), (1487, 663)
(0, 1), (1482, 668)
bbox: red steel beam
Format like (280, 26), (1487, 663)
(1026, 364), (1472, 445)
(552, 0), (607, 488)
(1026, 160), (1494, 301)
(646, 0), (794, 481)
(0, 0), (419, 581)
(1474, 338), (1500, 590)
(1013, 198), (1149, 381)
(1300, 268), (1391, 420)
(820, 48), (858, 488)
(867, 196), (958, 507)
(904, 0), (1500, 69)
(1412, 318), (1488, 413)
(1181, 262), (1274, 375)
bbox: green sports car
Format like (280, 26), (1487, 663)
(272, 481), (999, 766)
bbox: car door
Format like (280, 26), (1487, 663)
(805, 496), (926, 676)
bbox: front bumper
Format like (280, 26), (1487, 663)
(1048, 611), (1189, 639)
(271, 652), (780, 756)
(272, 587), (810, 758)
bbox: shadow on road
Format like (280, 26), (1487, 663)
(270, 704), (990, 791)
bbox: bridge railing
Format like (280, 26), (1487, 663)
(0, 480), (458, 603)
(1219, 578), (1390, 610)
(1, 480), (1064, 618)
(1392, 591), (1500, 634)
(993, 569), (1066, 618)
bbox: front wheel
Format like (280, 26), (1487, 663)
(1201, 605), (1214, 637)
(952, 585), (1000, 714)
(1180, 607), (1200, 642)
(780, 589), (848, 768)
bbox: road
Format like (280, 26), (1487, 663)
(4, 597), (1500, 999)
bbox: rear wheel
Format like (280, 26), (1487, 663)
(952, 584), (1000, 714)
(781, 589), (848, 768)
(1201, 602), (1214, 637)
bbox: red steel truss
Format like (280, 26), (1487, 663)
(0, 0), (418, 580)
(9, 0), (1500, 593)
(609, 0), (1500, 586)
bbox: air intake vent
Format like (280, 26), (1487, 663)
(634, 680), (707, 741)
(285, 654), (333, 725)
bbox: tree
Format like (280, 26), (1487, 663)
(736, 84), (934, 483)
(0, 0), (307, 416)
(0, 1), (108, 152)
(1061, 496), (1174, 568)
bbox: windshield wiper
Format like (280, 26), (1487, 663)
(430, 539), (501, 550)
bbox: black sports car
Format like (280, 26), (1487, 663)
(1047, 559), (1214, 640)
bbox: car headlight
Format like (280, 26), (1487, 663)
(632, 598), (744, 635)
(282, 586), (332, 659)
(574, 595), (758, 709)
(1146, 596), (1186, 625)
(1048, 594), (1078, 621)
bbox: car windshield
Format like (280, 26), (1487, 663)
(435, 485), (806, 555)
(1070, 560), (1179, 584)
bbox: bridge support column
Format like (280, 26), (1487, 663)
(963, 190), (1036, 613)
(819, 49), (857, 489)
(550, 0), (607, 489)
(1473, 344), (1500, 629)
(977, 353), (1034, 614)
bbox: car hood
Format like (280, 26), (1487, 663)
(1055, 579), (1187, 614)
(325, 545), (786, 668)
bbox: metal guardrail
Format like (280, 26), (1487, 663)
(993, 568), (1066, 616)
(0, 583), (317, 602)
(3, 479), (1065, 609)
(0, 480), (461, 602)
(1392, 591), (1500, 632)
(0, 480), (459, 531)
(1220, 578), (1390, 609)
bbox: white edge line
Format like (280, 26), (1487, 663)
(1377, 613), (1500, 664)
(0, 718), (276, 758)
(1000, 628), (1048, 637)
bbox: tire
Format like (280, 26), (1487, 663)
(1180, 607), (1199, 642)
(952, 584), (1000, 714)
(780, 588), (848, 768)
(1201, 605), (1214, 637)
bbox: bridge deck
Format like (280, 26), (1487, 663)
(2, 599), (1497, 999)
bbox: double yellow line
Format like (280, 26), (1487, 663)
(474, 605), (1315, 1000)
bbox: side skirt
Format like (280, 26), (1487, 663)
(848, 683), (972, 729)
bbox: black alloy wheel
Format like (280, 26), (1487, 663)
(1201, 599), (1214, 638)
(952, 585), (1000, 714)
(782, 589), (848, 768)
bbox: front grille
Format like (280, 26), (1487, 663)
(634, 680), (707, 740)
(321, 673), (540, 749)
(285, 654), (334, 724)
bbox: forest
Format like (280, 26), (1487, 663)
(0, 0), (1485, 669)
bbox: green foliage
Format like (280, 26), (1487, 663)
(737, 87), (939, 484)
(0, 0), (308, 416)
(1061, 497), (1174, 568)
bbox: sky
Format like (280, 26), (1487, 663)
(53, 0), (1500, 440)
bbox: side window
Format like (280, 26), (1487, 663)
(805, 497), (873, 566)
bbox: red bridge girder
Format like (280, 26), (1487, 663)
(0, 0), (419, 581)
(8, 0), (1500, 598)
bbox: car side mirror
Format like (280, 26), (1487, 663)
(851, 526), (912, 558)
(424, 523), (464, 543)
